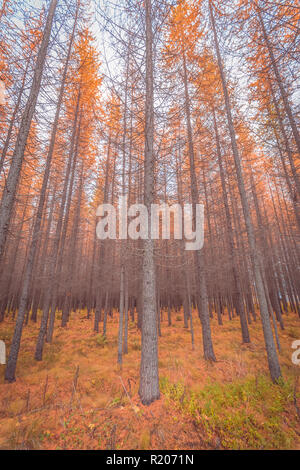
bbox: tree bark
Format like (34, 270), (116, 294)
(139, 0), (160, 405)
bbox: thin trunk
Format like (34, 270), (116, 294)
(0, 0), (58, 263)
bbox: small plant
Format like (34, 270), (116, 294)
(287, 328), (298, 339)
(95, 334), (107, 348)
(131, 339), (141, 351)
(6, 418), (45, 450)
(108, 396), (125, 408)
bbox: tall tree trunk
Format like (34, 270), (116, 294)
(0, 0), (58, 263)
(4, 3), (77, 381)
(139, 0), (160, 405)
(212, 107), (250, 342)
(182, 44), (216, 361)
(210, 1), (281, 382)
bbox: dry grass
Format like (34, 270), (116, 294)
(0, 309), (299, 449)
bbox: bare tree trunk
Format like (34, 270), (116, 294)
(255, 4), (300, 156)
(4, 3), (76, 381)
(182, 44), (216, 361)
(123, 273), (129, 355)
(0, 58), (31, 173)
(0, 0), (58, 263)
(139, 0), (160, 405)
(117, 265), (125, 365)
(210, 1), (281, 382)
(212, 107), (250, 342)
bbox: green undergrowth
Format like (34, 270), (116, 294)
(160, 374), (299, 449)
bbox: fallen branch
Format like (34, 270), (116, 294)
(69, 365), (79, 409)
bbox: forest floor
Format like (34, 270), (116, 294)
(0, 309), (299, 450)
